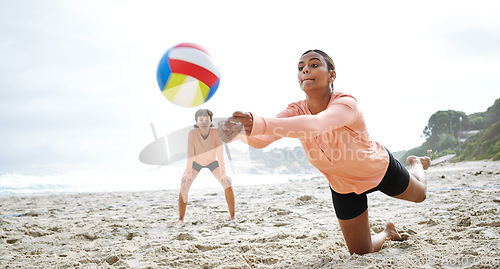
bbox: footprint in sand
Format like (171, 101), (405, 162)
(195, 244), (217, 251)
(174, 232), (196, 241)
(295, 195), (316, 205)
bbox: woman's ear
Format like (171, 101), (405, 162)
(329, 70), (336, 82)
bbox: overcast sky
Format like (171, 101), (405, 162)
(1, 0), (499, 175)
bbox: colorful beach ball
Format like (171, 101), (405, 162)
(156, 43), (221, 107)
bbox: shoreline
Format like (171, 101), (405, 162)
(0, 172), (323, 199)
(1, 160), (499, 268)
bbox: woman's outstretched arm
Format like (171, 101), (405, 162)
(217, 115), (281, 148)
(230, 96), (358, 140)
(250, 98), (358, 139)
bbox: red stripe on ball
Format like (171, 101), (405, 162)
(169, 59), (219, 88)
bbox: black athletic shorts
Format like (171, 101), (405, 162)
(330, 148), (410, 220)
(192, 161), (219, 172)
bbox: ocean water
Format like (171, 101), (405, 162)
(0, 163), (322, 197)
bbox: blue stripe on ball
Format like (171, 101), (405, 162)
(206, 77), (220, 102)
(156, 48), (172, 91)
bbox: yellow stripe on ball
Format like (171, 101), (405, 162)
(161, 73), (213, 107)
(191, 80), (210, 107)
(162, 73), (187, 103)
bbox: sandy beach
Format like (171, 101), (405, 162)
(1, 160), (499, 268)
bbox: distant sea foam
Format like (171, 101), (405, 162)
(0, 163), (322, 197)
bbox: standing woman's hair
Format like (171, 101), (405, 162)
(302, 49), (335, 90)
(194, 109), (214, 128)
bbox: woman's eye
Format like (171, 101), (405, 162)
(298, 66), (304, 71)
(311, 64), (318, 68)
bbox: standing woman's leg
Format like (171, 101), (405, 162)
(177, 193), (187, 225)
(178, 170), (199, 224)
(224, 187), (236, 220)
(211, 167), (235, 220)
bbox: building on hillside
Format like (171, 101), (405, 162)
(457, 130), (480, 143)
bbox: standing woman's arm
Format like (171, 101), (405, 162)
(183, 131), (195, 178)
(214, 129), (228, 179)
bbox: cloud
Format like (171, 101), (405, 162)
(0, 1), (146, 174)
(434, 23), (500, 60)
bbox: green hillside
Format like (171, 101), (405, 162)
(399, 98), (500, 163)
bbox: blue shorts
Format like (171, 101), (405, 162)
(192, 161), (219, 172)
(330, 148), (410, 220)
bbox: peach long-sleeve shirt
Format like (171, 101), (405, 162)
(183, 128), (227, 179)
(246, 91), (389, 194)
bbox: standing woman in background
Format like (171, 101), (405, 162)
(219, 50), (430, 255)
(177, 109), (235, 225)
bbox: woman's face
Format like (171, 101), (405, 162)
(196, 115), (211, 128)
(298, 52), (335, 93)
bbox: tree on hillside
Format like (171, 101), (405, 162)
(468, 112), (486, 130)
(400, 98), (500, 163)
(423, 110), (468, 139)
(484, 98), (500, 126)
(422, 110), (468, 152)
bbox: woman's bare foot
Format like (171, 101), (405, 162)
(175, 219), (184, 226)
(407, 156), (431, 170)
(385, 222), (402, 241)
